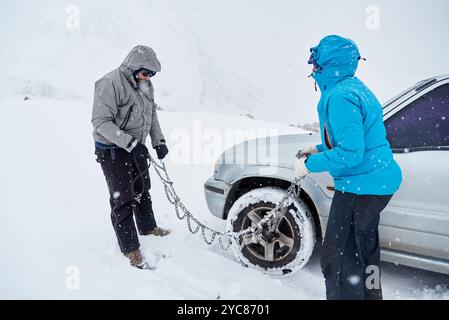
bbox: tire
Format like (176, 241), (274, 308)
(226, 187), (315, 276)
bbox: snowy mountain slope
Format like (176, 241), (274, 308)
(1, 0), (448, 124)
(1, 98), (448, 299)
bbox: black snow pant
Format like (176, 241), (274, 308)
(320, 190), (393, 300)
(95, 145), (157, 254)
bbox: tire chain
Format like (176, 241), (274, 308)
(147, 154), (302, 251)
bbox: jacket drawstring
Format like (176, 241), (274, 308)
(308, 73), (318, 92)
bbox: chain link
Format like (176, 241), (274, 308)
(147, 155), (301, 251)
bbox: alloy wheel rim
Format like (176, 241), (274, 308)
(240, 206), (295, 262)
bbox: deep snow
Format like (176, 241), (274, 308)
(1, 98), (448, 299)
(1, 0), (449, 299)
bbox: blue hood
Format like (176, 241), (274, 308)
(311, 35), (360, 91)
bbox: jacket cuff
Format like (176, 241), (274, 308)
(304, 157), (312, 172)
(125, 137), (138, 153)
(153, 139), (166, 148)
(303, 157), (311, 173)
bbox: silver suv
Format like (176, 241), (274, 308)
(204, 75), (449, 276)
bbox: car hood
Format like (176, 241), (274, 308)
(217, 132), (321, 171)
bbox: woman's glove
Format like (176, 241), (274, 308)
(297, 145), (318, 158)
(294, 156), (310, 178)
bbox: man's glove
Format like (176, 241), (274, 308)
(294, 156), (310, 179)
(131, 142), (149, 159)
(296, 145), (318, 159)
(154, 144), (169, 160)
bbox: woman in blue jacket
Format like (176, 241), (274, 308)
(295, 35), (402, 300)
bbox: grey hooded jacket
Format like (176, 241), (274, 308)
(91, 45), (165, 152)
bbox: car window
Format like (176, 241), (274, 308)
(382, 78), (436, 110)
(385, 83), (449, 151)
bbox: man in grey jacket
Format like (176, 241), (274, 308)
(92, 45), (170, 270)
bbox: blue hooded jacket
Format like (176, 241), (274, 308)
(305, 35), (402, 195)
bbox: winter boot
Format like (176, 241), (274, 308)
(142, 226), (171, 237)
(124, 249), (155, 270)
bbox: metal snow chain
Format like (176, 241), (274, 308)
(146, 154), (302, 251)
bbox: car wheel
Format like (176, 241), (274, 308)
(226, 187), (315, 276)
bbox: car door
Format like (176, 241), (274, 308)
(380, 80), (449, 261)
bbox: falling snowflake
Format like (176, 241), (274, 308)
(348, 275), (361, 285)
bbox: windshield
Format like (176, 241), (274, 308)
(382, 78), (436, 109)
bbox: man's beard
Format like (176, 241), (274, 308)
(137, 79), (151, 93)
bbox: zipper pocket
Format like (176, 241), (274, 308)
(119, 103), (134, 130)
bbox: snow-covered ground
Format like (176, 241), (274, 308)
(1, 98), (448, 299)
(1, 0), (449, 299)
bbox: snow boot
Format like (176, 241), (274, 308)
(142, 227), (171, 237)
(124, 249), (155, 270)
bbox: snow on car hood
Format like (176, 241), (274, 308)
(217, 133), (321, 170)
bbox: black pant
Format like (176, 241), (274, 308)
(95, 146), (157, 253)
(320, 190), (392, 300)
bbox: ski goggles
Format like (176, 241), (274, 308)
(308, 53), (320, 70)
(136, 68), (157, 78)
(141, 69), (156, 78)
